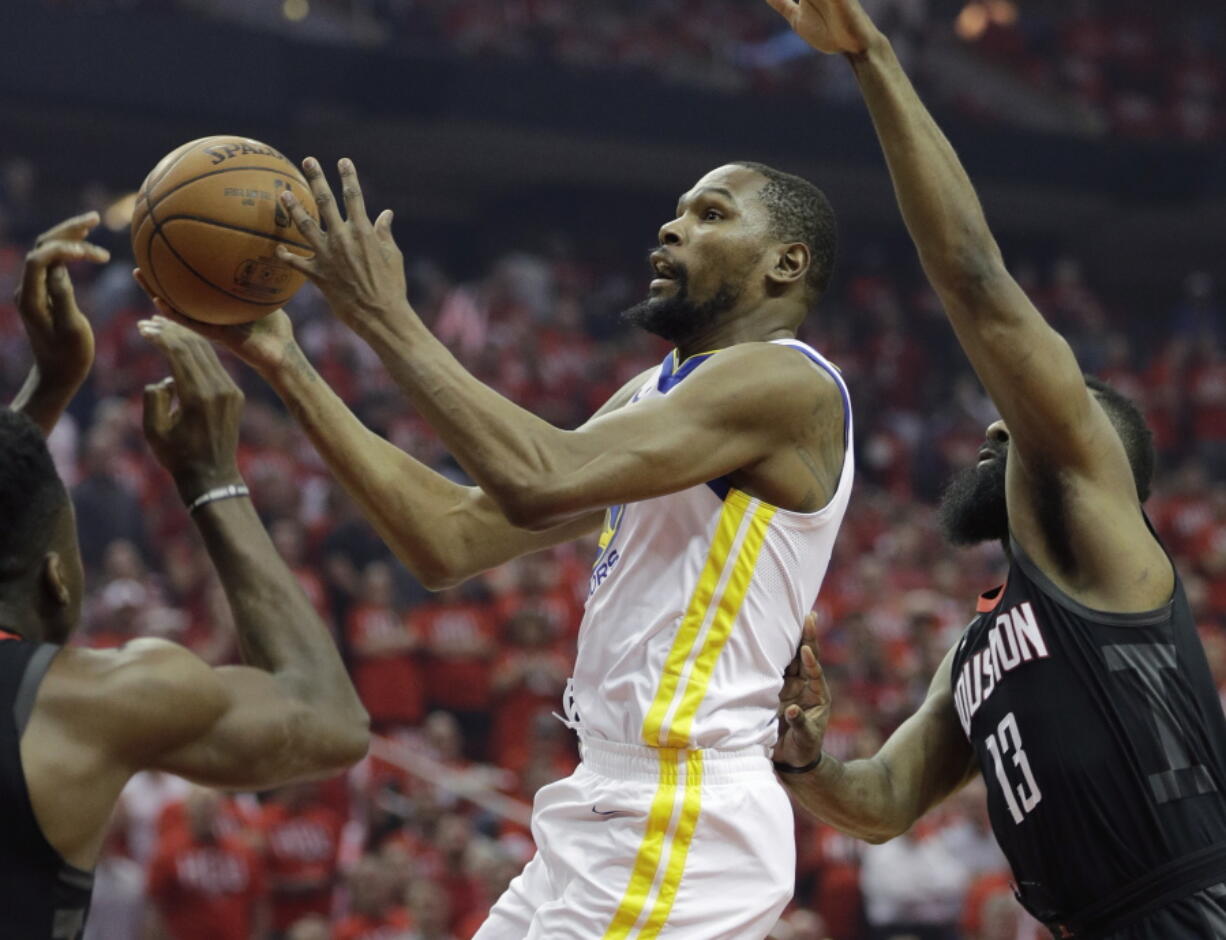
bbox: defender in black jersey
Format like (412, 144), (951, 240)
(763, 0), (1226, 937)
(0, 214), (368, 938)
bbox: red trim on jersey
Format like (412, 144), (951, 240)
(976, 582), (1007, 613)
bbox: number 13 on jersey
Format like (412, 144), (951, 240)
(985, 711), (1043, 824)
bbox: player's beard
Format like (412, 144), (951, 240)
(937, 445), (1010, 546)
(621, 262), (741, 346)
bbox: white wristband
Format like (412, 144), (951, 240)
(186, 483), (250, 515)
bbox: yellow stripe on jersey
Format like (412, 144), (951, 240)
(640, 495), (753, 748)
(666, 497), (776, 745)
(637, 750), (704, 939)
(602, 750), (685, 940)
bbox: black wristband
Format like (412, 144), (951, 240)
(773, 754), (822, 775)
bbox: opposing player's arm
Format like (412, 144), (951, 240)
(88, 321), (369, 788)
(10, 214), (110, 435)
(765, 0), (1163, 594)
(130, 292), (640, 589)
(778, 643), (977, 843)
(272, 163), (841, 530)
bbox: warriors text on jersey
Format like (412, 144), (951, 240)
(572, 339), (855, 753)
(0, 631), (93, 939)
(951, 538), (1226, 937)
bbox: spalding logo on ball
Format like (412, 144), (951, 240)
(131, 135), (320, 325)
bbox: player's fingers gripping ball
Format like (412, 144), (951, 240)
(131, 136), (320, 325)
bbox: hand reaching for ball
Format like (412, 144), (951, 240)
(274, 157), (414, 339)
(133, 268), (298, 379)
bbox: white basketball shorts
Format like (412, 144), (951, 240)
(473, 738), (795, 939)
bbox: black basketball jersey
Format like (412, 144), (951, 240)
(0, 631), (93, 939)
(950, 539), (1226, 938)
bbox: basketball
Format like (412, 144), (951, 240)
(131, 135), (319, 325)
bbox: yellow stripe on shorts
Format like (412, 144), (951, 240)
(637, 750), (703, 939)
(601, 750), (684, 940)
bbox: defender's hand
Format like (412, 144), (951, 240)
(138, 317), (245, 499)
(132, 269), (298, 378)
(773, 612), (831, 770)
(17, 212), (111, 393)
(274, 157), (412, 336)
(762, 0), (881, 56)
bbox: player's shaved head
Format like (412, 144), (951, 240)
(733, 161), (839, 301)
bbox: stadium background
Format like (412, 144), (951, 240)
(2, 0), (1225, 936)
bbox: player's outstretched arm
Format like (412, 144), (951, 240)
(131, 281), (613, 589)
(269, 169), (841, 528)
(775, 636), (977, 842)
(101, 320), (368, 788)
(10, 213), (110, 435)
(765, 0), (1163, 596)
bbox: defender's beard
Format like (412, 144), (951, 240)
(621, 265), (742, 346)
(937, 451), (1010, 546)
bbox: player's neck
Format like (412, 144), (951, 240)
(674, 320), (797, 361)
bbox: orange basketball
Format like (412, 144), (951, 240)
(131, 135), (319, 325)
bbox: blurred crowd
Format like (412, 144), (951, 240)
(1, 153), (1224, 940)
(37, 0), (1226, 141)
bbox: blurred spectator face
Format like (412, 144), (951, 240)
(424, 711), (464, 760)
(783, 908), (828, 940)
(102, 539), (145, 582)
(407, 878), (451, 935)
(348, 856), (394, 915)
(508, 611), (550, 648)
(184, 788), (221, 843)
(434, 814), (472, 856)
(361, 562), (395, 607)
(271, 518), (306, 567)
(979, 891), (1021, 940)
(622, 164), (802, 346)
(286, 915), (330, 940)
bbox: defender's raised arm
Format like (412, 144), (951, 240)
(765, 0), (1169, 609)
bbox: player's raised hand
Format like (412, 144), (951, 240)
(761, 0), (881, 56)
(137, 317), (244, 499)
(16, 212), (111, 394)
(133, 269), (298, 378)
(773, 611), (831, 772)
(274, 157), (409, 336)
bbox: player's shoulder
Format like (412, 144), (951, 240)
(44, 640), (226, 722)
(697, 341), (842, 397)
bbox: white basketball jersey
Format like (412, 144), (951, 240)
(569, 339), (855, 752)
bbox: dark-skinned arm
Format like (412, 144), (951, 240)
(766, 0), (1167, 605)
(774, 635), (978, 843)
(10, 213), (110, 434)
(123, 320), (368, 786)
(130, 279), (635, 588)
(270, 162), (831, 530)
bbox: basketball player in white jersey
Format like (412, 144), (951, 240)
(136, 158), (852, 937)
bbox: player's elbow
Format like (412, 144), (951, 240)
(497, 483), (569, 532)
(923, 244), (1008, 297)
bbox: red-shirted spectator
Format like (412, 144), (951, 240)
(147, 789), (267, 940)
(334, 856), (413, 940)
(259, 783), (344, 933)
(490, 611), (570, 772)
(347, 561), (425, 731)
(411, 587), (497, 756)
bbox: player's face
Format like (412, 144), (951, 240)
(937, 419), (1011, 546)
(622, 165), (774, 345)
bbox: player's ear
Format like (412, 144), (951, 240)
(767, 243), (810, 290)
(41, 553), (71, 610)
